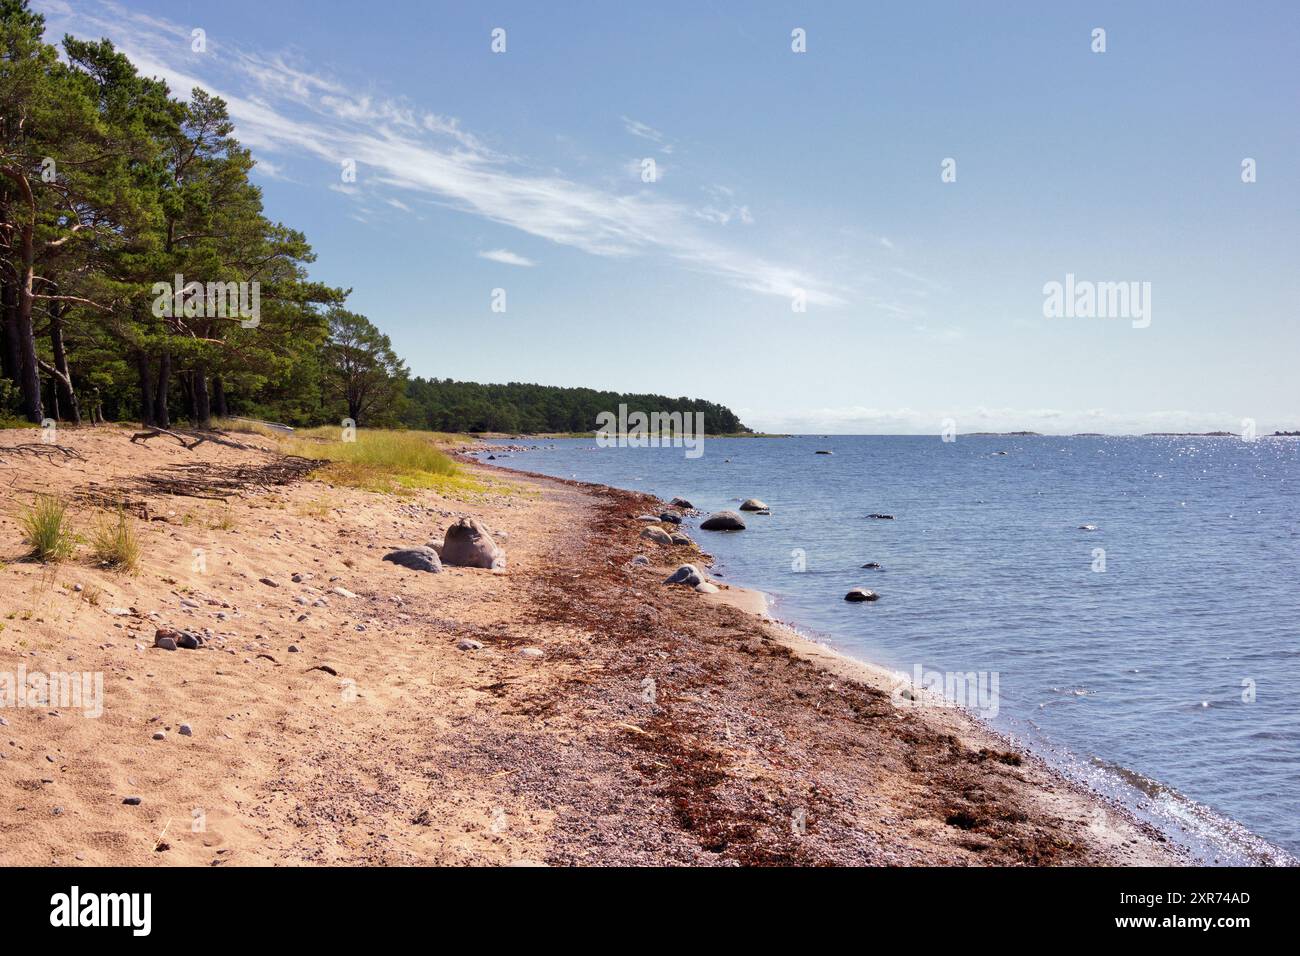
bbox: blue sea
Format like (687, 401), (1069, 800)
(481, 434), (1300, 865)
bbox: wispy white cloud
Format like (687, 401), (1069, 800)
(36, 1), (847, 306)
(621, 116), (673, 153)
(478, 248), (535, 267)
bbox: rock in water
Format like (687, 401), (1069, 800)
(659, 512), (682, 524)
(640, 526), (673, 545)
(383, 547), (444, 573)
(862, 562), (883, 570)
(441, 517), (506, 569)
(844, 588), (880, 602)
(663, 564), (702, 586)
(669, 497), (694, 509)
(866, 513), (895, 520)
(700, 511), (746, 531)
(739, 498), (768, 511)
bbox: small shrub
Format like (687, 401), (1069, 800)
(19, 495), (75, 562)
(89, 510), (140, 572)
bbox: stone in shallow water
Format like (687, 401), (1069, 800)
(844, 587), (880, 602)
(739, 498), (768, 511)
(700, 511), (746, 531)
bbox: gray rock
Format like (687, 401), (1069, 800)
(670, 497), (694, 509)
(628, 555), (651, 566)
(669, 533), (692, 546)
(441, 517), (506, 569)
(739, 498), (768, 511)
(259, 577), (280, 588)
(663, 564), (702, 586)
(383, 547), (443, 573)
(122, 796), (142, 806)
(154, 634), (177, 651)
(844, 587), (880, 602)
(640, 526), (672, 545)
(695, 581), (720, 594)
(815, 450), (833, 455)
(288, 644), (300, 653)
(152, 731), (166, 740)
(636, 514), (662, 522)
(457, 639), (484, 651)
(517, 647), (544, 659)
(178, 724), (193, 737)
(659, 512), (682, 524)
(700, 511), (746, 531)
(862, 562), (883, 570)
(866, 513), (895, 520)
(176, 632), (202, 650)
(1078, 524), (1098, 531)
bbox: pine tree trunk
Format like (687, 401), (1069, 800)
(48, 303), (80, 425)
(16, 240), (44, 423)
(1, 278), (19, 386)
(137, 352), (156, 427)
(193, 365), (212, 428)
(154, 351), (171, 428)
(212, 375), (228, 419)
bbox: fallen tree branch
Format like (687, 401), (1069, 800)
(130, 427), (203, 449)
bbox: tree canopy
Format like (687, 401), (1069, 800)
(0, 1), (747, 436)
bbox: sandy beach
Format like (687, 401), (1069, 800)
(0, 427), (1181, 866)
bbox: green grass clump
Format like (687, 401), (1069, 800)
(282, 428), (464, 494)
(19, 495), (75, 562)
(89, 509), (141, 573)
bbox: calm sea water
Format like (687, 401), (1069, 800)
(482, 435), (1299, 864)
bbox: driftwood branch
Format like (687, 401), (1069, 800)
(130, 427), (204, 449)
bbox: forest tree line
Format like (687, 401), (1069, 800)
(0, 1), (747, 436)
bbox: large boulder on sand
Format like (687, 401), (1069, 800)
(441, 517), (506, 569)
(383, 547), (443, 573)
(700, 511), (746, 531)
(739, 498), (768, 511)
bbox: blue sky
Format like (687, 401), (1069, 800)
(34, 0), (1300, 433)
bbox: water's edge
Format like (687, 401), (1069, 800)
(479, 442), (1296, 867)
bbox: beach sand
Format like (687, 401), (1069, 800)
(0, 427), (1180, 865)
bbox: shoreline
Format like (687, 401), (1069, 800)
(0, 427), (1181, 865)
(468, 454), (1185, 865)
(475, 443), (1294, 867)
